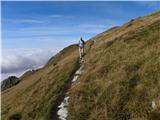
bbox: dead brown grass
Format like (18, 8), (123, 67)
(1, 10), (160, 120)
(68, 11), (160, 120)
(1, 45), (79, 120)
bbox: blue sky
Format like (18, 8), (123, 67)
(2, 1), (160, 49)
(1, 1), (160, 80)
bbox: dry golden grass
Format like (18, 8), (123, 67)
(1, 10), (160, 120)
(1, 45), (79, 120)
(68, 11), (160, 120)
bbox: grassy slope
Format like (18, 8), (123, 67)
(68, 11), (160, 120)
(1, 45), (79, 120)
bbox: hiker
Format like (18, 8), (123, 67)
(78, 37), (85, 59)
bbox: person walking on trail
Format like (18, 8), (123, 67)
(79, 37), (85, 59)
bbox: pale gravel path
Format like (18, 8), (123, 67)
(57, 61), (84, 120)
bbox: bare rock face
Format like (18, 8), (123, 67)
(1, 76), (20, 91)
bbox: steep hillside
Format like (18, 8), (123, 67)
(1, 11), (160, 120)
(68, 11), (160, 120)
(1, 45), (79, 120)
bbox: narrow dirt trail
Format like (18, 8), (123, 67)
(51, 58), (84, 120)
(57, 65), (83, 120)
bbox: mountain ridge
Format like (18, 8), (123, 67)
(1, 10), (160, 120)
(68, 10), (160, 120)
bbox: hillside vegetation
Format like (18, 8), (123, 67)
(1, 45), (79, 120)
(1, 11), (160, 120)
(68, 11), (160, 120)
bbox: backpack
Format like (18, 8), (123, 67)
(81, 39), (85, 45)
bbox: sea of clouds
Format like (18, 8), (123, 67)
(1, 48), (61, 80)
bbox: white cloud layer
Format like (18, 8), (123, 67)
(1, 48), (61, 80)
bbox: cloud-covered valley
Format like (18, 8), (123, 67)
(1, 48), (60, 80)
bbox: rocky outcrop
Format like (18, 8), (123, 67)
(1, 76), (20, 91)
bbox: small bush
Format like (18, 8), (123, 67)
(106, 40), (114, 47)
(129, 74), (140, 89)
(9, 113), (22, 120)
